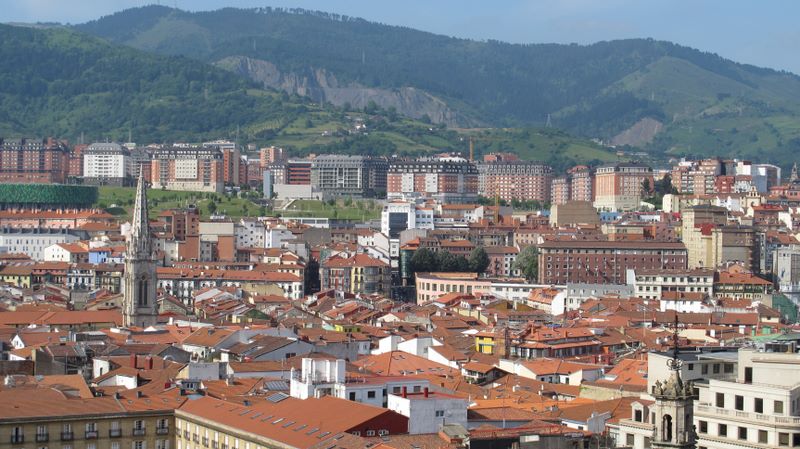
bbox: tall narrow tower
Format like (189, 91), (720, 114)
(651, 317), (696, 449)
(123, 172), (158, 328)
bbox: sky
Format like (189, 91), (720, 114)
(3, 0), (800, 74)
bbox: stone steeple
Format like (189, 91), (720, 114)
(122, 172), (158, 328)
(791, 162), (799, 183)
(651, 316), (696, 449)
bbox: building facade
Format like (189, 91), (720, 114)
(593, 163), (653, 212)
(477, 161), (553, 203)
(310, 155), (388, 197)
(83, 142), (131, 186)
(387, 158), (478, 203)
(0, 138), (70, 184)
(150, 146), (224, 193)
(537, 240), (688, 285)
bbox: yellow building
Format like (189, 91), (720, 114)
(0, 266), (32, 288)
(474, 331), (498, 354)
(0, 386), (182, 449)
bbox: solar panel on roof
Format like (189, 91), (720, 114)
(317, 432), (331, 439)
(250, 413), (262, 419)
(306, 427), (319, 435)
(272, 418), (284, 424)
(282, 421), (296, 428)
(267, 392), (289, 403)
(264, 380), (289, 391)
(294, 425), (307, 432)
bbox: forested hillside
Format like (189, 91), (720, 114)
(75, 6), (800, 165)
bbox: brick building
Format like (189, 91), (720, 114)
(0, 138), (70, 184)
(593, 163), (653, 212)
(150, 146), (224, 192)
(537, 239), (687, 285)
(387, 157), (478, 203)
(477, 161), (553, 203)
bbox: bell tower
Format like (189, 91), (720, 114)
(122, 172), (158, 328)
(651, 316), (696, 449)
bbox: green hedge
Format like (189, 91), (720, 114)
(0, 184), (99, 206)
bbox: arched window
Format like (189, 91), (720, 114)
(138, 275), (148, 306)
(662, 414), (673, 442)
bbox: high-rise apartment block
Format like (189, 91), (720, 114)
(0, 138), (70, 184)
(477, 161), (553, 203)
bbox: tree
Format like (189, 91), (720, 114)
(469, 247), (490, 274)
(409, 248), (437, 275)
(514, 246), (539, 282)
(641, 178), (653, 198)
(206, 200), (217, 215)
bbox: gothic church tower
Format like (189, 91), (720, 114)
(123, 172), (158, 328)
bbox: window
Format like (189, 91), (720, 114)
(794, 434), (800, 447)
(63, 445), (72, 449)
(87, 444), (96, 449)
(365, 431), (375, 437)
(735, 395), (744, 411)
(713, 364), (720, 374)
(699, 421), (707, 434)
(392, 387), (401, 394)
(111, 443), (120, 449)
(702, 364), (709, 375)
(687, 363), (694, 371)
(626, 434), (634, 446)
(759, 430), (768, 444)
(134, 421), (144, 431)
(738, 427), (747, 440)
(755, 398), (764, 414)
(349, 392), (356, 401)
(634, 410), (643, 422)
(716, 393), (725, 408)
(133, 442), (145, 449)
(367, 391), (376, 399)
(779, 433), (789, 446)
(435, 410), (444, 417)
(775, 400), (784, 414)
(724, 363), (734, 373)
(718, 424), (727, 437)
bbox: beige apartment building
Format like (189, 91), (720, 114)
(0, 387), (181, 449)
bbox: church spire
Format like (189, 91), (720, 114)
(791, 162), (799, 183)
(123, 171), (158, 328)
(129, 171), (152, 258)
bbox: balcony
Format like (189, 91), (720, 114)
(36, 434), (49, 443)
(696, 404), (800, 426)
(156, 427), (170, 435)
(85, 431), (98, 439)
(10, 435), (24, 444)
(61, 432), (74, 441)
(132, 429), (146, 437)
(109, 429), (122, 438)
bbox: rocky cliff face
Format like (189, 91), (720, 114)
(215, 55), (476, 127)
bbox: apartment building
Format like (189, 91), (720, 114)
(0, 228), (81, 260)
(83, 142), (131, 186)
(0, 138), (70, 184)
(387, 157), (478, 203)
(593, 162), (653, 212)
(310, 155), (388, 197)
(537, 240), (688, 285)
(320, 253), (391, 295)
(0, 387), (179, 449)
(477, 161), (553, 203)
(682, 205), (759, 270)
(629, 268), (714, 300)
(694, 346), (800, 449)
(150, 146), (224, 193)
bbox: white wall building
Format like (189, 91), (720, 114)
(387, 389), (468, 434)
(0, 229), (79, 261)
(83, 142), (130, 184)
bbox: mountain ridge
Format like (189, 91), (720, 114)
(73, 5), (800, 165)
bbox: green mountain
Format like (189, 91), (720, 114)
(76, 6), (800, 165)
(0, 22), (616, 171)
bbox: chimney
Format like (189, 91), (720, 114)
(424, 387), (429, 398)
(402, 386), (407, 398)
(114, 392), (122, 399)
(243, 400), (251, 407)
(179, 388), (187, 396)
(136, 391), (144, 398)
(147, 356), (154, 370)
(130, 353), (137, 368)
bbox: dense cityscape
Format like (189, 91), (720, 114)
(1, 4), (800, 449)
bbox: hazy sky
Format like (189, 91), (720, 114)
(4, 0), (800, 74)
